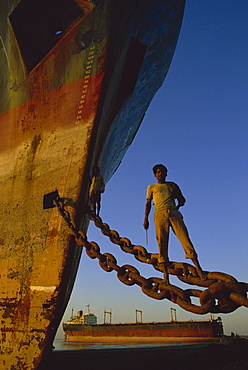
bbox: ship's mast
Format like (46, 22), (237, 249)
(104, 309), (112, 324)
(170, 308), (177, 322)
(136, 309), (143, 323)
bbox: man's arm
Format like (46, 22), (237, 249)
(174, 184), (186, 210)
(101, 175), (105, 193)
(143, 199), (152, 229)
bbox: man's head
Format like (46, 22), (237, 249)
(92, 165), (100, 175)
(152, 164), (168, 183)
(152, 164), (168, 175)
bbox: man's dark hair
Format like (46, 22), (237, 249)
(92, 165), (100, 173)
(152, 164), (168, 174)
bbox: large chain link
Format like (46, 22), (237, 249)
(54, 199), (248, 314)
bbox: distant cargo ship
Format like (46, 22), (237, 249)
(63, 308), (224, 343)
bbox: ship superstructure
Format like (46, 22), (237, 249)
(67, 306), (97, 326)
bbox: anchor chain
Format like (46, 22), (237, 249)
(54, 199), (248, 314)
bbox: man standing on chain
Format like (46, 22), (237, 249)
(143, 164), (205, 284)
(89, 165), (105, 216)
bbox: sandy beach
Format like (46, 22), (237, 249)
(41, 338), (248, 369)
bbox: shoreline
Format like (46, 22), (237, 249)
(41, 338), (248, 369)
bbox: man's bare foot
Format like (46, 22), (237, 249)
(159, 262), (170, 285)
(197, 269), (207, 280)
(162, 277), (170, 285)
(191, 258), (207, 280)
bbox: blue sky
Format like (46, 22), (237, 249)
(57, 1), (248, 337)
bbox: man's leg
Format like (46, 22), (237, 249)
(154, 210), (170, 283)
(92, 202), (96, 214)
(96, 193), (101, 216)
(96, 201), (101, 216)
(170, 211), (206, 280)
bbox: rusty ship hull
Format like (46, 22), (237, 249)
(63, 320), (224, 343)
(0, 0), (185, 368)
